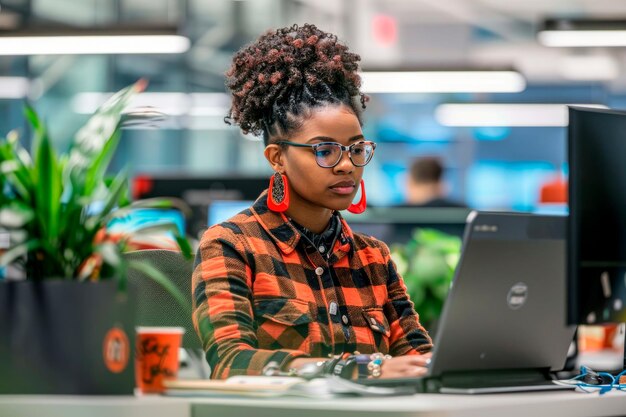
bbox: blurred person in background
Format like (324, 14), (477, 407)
(405, 156), (467, 208)
(192, 24), (432, 381)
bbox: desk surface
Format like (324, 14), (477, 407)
(1, 391), (626, 417)
(190, 390), (626, 417)
(0, 395), (190, 417)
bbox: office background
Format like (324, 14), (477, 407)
(2, 0), (626, 398)
(2, 0), (625, 211)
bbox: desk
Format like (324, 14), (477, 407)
(1, 391), (626, 417)
(0, 396), (190, 417)
(190, 391), (626, 417)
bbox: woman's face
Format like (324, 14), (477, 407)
(268, 104), (366, 212)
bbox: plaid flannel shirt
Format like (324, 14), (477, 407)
(192, 191), (432, 379)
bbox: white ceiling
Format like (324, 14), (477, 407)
(380, 0), (626, 21)
(348, 0), (626, 84)
(8, 0), (626, 86)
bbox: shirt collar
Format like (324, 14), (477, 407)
(291, 212), (340, 251)
(250, 189), (355, 255)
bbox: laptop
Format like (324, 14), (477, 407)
(362, 211), (576, 394)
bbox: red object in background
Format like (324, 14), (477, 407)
(133, 175), (154, 200)
(372, 14), (397, 46)
(539, 177), (568, 203)
(603, 324), (619, 349)
(135, 328), (184, 393)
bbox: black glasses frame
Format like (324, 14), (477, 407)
(276, 140), (377, 168)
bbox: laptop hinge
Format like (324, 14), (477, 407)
(425, 368), (556, 393)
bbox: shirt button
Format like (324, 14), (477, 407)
(342, 315), (349, 325)
(329, 302), (338, 315)
(319, 245), (326, 253)
(315, 266), (324, 276)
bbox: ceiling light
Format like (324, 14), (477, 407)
(0, 76), (29, 98)
(359, 70), (526, 93)
(435, 103), (606, 127)
(0, 26), (190, 55)
(538, 19), (626, 47)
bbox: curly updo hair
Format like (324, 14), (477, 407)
(225, 23), (367, 146)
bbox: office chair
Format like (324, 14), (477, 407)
(124, 249), (208, 378)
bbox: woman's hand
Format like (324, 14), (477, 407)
(378, 352), (432, 379)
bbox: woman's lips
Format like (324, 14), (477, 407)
(330, 186), (355, 195)
(329, 182), (356, 195)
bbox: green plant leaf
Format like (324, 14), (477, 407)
(131, 197), (192, 216)
(0, 202), (35, 228)
(127, 259), (191, 316)
(175, 235), (193, 260)
(67, 80), (145, 186)
(0, 239), (40, 266)
(410, 248), (449, 284)
(25, 105), (63, 245)
(0, 81), (195, 293)
(390, 249), (408, 276)
(405, 276), (426, 306)
(395, 227), (461, 325)
(432, 281), (452, 300)
(96, 242), (122, 269)
(82, 130), (121, 197)
(85, 170), (128, 231)
(0, 134), (33, 203)
(23, 105), (44, 139)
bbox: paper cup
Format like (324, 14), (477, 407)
(135, 327), (185, 393)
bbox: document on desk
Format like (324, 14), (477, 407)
(164, 376), (414, 398)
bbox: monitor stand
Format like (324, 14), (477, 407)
(622, 325), (626, 381)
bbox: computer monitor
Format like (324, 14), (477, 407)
(346, 206), (469, 244)
(568, 106), (626, 325)
(133, 174), (268, 201)
(107, 208), (186, 236)
(132, 174), (268, 239)
(208, 200), (253, 227)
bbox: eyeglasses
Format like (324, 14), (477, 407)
(276, 140), (377, 168)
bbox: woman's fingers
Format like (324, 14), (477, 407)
(404, 355), (431, 367)
(402, 366), (429, 377)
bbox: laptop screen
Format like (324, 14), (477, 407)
(429, 211), (575, 377)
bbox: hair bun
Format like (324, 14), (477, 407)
(224, 23), (366, 138)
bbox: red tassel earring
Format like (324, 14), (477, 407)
(347, 180), (367, 214)
(267, 172), (290, 212)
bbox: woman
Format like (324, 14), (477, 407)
(192, 24), (432, 380)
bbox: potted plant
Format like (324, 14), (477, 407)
(390, 228), (461, 334)
(0, 80), (191, 395)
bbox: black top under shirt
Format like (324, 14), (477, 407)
(290, 212), (341, 257)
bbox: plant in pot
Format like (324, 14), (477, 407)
(0, 80), (192, 395)
(390, 228), (461, 335)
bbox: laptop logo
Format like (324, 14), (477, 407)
(507, 282), (528, 310)
(473, 224), (498, 232)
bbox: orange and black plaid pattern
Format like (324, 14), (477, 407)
(192, 190), (432, 379)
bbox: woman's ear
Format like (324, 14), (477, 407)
(264, 144), (285, 173)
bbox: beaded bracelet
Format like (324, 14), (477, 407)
(355, 352), (392, 378)
(369, 353), (391, 378)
